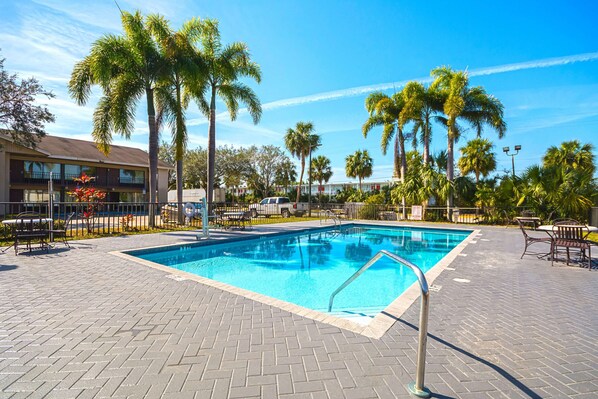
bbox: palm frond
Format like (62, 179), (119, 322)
(91, 96), (114, 155)
(68, 58), (93, 105)
(380, 123), (395, 155)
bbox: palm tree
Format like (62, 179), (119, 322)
(458, 138), (497, 184)
(431, 150), (448, 172)
(149, 16), (205, 223)
(401, 81), (444, 165)
(345, 150), (373, 191)
(69, 10), (168, 226)
(310, 155), (333, 203)
(431, 66), (506, 215)
(363, 90), (411, 217)
(191, 19), (262, 208)
(362, 91), (409, 181)
(543, 140), (595, 174)
(284, 122), (321, 203)
(275, 159), (297, 195)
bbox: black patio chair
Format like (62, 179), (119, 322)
(239, 210), (253, 230)
(517, 219), (552, 259)
(14, 212), (49, 255)
(49, 212), (75, 248)
(551, 224), (591, 270)
(553, 218), (580, 226)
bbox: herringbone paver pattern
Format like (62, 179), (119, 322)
(0, 222), (597, 398)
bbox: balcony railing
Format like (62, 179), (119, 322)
(14, 172), (61, 182)
(11, 173), (145, 188)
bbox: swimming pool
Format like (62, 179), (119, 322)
(128, 224), (471, 319)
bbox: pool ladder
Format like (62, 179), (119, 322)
(328, 250), (431, 398)
(320, 209), (342, 228)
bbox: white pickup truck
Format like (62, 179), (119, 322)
(249, 197), (308, 218)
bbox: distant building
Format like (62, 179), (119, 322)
(231, 180), (395, 198)
(0, 134), (172, 204)
(300, 181), (394, 195)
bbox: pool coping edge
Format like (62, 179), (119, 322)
(110, 223), (479, 339)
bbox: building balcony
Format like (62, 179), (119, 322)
(11, 174), (145, 189)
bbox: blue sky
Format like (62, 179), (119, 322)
(1, 0), (597, 183)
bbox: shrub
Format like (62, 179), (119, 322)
(358, 204), (380, 220)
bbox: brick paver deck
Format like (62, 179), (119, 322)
(1, 222), (597, 398)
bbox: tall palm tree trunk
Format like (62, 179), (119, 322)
(176, 160), (184, 223)
(207, 87), (216, 212)
(423, 122), (430, 165)
(146, 88), (158, 228)
(175, 84), (185, 225)
(393, 135), (400, 179)
(399, 130), (407, 219)
(296, 157), (305, 204)
(421, 119), (431, 210)
(446, 131), (455, 220)
(358, 177), (362, 191)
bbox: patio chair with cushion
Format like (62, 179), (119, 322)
(517, 219), (552, 259)
(551, 224), (591, 270)
(49, 212), (75, 248)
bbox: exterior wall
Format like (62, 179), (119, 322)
(0, 149), (8, 202)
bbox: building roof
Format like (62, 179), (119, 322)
(2, 133), (173, 169)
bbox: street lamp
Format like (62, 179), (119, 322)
(503, 145), (522, 178)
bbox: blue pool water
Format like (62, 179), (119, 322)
(131, 225), (470, 315)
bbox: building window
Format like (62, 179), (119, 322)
(23, 161), (44, 178)
(119, 192), (145, 203)
(81, 165), (96, 176)
(65, 164), (81, 181)
(119, 169), (145, 184)
(23, 161), (61, 179)
(23, 190), (60, 203)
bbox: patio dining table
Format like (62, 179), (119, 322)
(2, 218), (53, 254)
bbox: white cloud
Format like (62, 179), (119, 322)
(31, 0), (123, 31)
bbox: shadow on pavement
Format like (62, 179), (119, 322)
(383, 314), (542, 399)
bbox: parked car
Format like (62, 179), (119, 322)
(248, 197), (307, 218)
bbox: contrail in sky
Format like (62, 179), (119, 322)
(188, 51), (598, 125)
(264, 51), (598, 110)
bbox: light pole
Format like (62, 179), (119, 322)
(503, 145), (521, 178)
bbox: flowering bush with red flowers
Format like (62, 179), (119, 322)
(68, 173), (106, 234)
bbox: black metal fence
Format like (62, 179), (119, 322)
(0, 200), (552, 242)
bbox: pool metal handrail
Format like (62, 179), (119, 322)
(320, 209), (341, 227)
(328, 249), (431, 398)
